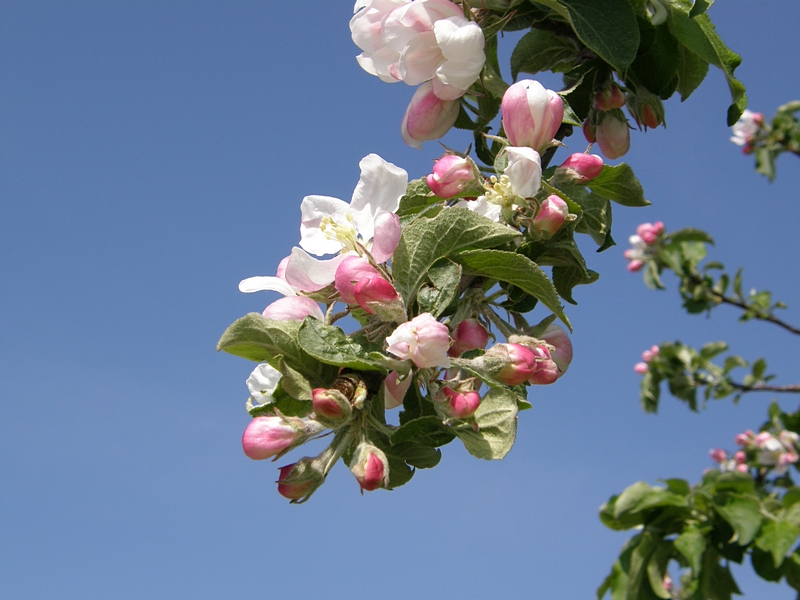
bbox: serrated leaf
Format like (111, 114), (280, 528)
(510, 28), (579, 80)
(453, 248), (570, 329)
(553, 265), (599, 304)
(715, 494), (762, 545)
(391, 415), (456, 448)
(454, 388), (518, 460)
(559, 0), (640, 73)
(586, 163), (649, 207)
(756, 519), (799, 568)
(217, 314), (337, 386)
(675, 525), (706, 575)
(392, 207), (520, 305)
(677, 44), (709, 100)
(297, 319), (387, 372)
(417, 258), (462, 318)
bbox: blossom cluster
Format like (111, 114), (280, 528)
(710, 428), (800, 476)
(351, 0), (485, 148)
(624, 221), (664, 272)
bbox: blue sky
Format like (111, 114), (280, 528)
(2, 2), (799, 598)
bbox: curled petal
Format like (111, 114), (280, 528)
(238, 276), (297, 297)
(262, 296), (324, 322)
(397, 31), (442, 86)
(371, 211), (402, 262)
(349, 154), (408, 237)
(284, 247), (351, 292)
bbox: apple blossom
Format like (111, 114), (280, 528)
(634, 362), (649, 374)
(386, 312), (451, 368)
(539, 324), (573, 375)
(504, 146), (542, 198)
(262, 296), (324, 322)
(449, 318), (489, 357)
(595, 111), (630, 159)
(556, 153), (604, 182)
(526, 345), (559, 385)
(641, 345), (659, 363)
(246, 363), (282, 405)
(735, 430), (755, 446)
(384, 370), (412, 409)
(730, 109), (764, 147)
(709, 448), (727, 463)
(277, 459), (325, 502)
(443, 387), (481, 419)
(485, 343), (538, 386)
(239, 256), (300, 298)
(594, 83), (626, 111)
(637, 222), (664, 245)
(349, 443), (389, 491)
(401, 80), (460, 148)
(501, 79), (564, 152)
(426, 154), (475, 198)
(242, 417), (301, 460)
(624, 234), (650, 272)
(453, 196), (502, 222)
(350, 0), (410, 83)
(532, 195), (569, 237)
(334, 256), (399, 315)
(312, 388), (353, 426)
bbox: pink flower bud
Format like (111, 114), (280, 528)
(539, 324), (573, 375)
(386, 312), (451, 368)
(640, 103), (660, 129)
(311, 388), (352, 425)
(276, 459), (324, 502)
(532, 195), (569, 236)
(754, 432), (773, 448)
(487, 343), (538, 386)
(349, 443), (389, 492)
(426, 154), (475, 198)
(627, 260), (644, 272)
(595, 112), (630, 159)
(650, 345), (660, 355)
(735, 463), (750, 473)
(262, 296), (324, 322)
(527, 344), (559, 385)
(628, 90), (665, 130)
(242, 416), (301, 460)
(634, 362), (648, 374)
(449, 318), (490, 357)
(335, 256), (398, 314)
(734, 451), (747, 464)
(556, 153), (604, 182)
(735, 430), (754, 446)
(501, 79), (564, 152)
(709, 448), (727, 463)
(594, 83), (626, 111)
(443, 387), (481, 419)
(384, 371), (412, 409)
(401, 80), (460, 148)
(636, 222), (664, 245)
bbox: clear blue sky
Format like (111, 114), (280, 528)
(2, 2), (799, 598)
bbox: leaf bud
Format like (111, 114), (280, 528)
(349, 443), (389, 492)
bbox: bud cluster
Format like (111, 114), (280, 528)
(624, 222), (664, 272)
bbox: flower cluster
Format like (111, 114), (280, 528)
(633, 344), (659, 375)
(709, 428), (800, 477)
(624, 221), (664, 272)
(351, 0), (485, 147)
(730, 109), (765, 154)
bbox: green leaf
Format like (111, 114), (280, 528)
(510, 28), (579, 80)
(391, 415), (456, 448)
(666, 227), (714, 244)
(553, 265), (600, 304)
(453, 248), (570, 328)
(390, 441), (442, 469)
(397, 178), (445, 217)
(690, 0), (714, 18)
(563, 185), (613, 248)
(756, 519), (800, 568)
(417, 258), (462, 318)
(217, 314), (337, 386)
(454, 388), (518, 460)
(392, 207), (520, 305)
(297, 319), (387, 372)
(275, 357), (313, 402)
(586, 163), (649, 207)
(677, 44), (709, 101)
(675, 525), (706, 575)
(669, 11), (746, 125)
(559, 0), (640, 73)
(715, 494), (762, 545)
(630, 24), (680, 98)
(646, 541), (673, 599)
(785, 551), (800, 591)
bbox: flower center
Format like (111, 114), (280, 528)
(319, 214), (360, 253)
(484, 175), (519, 208)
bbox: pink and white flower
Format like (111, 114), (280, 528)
(426, 154), (475, 198)
(349, 443), (389, 491)
(730, 109), (764, 148)
(556, 153), (604, 182)
(386, 312), (451, 368)
(246, 363), (282, 405)
(262, 296), (324, 322)
(442, 387), (481, 419)
(401, 80), (460, 148)
(531, 195), (569, 237)
(334, 255), (399, 315)
(501, 79), (564, 152)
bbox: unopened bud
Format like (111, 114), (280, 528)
(426, 154), (476, 198)
(634, 362), (648, 374)
(501, 79), (564, 152)
(628, 88), (665, 130)
(734, 451), (747, 464)
(555, 153), (604, 182)
(349, 443), (389, 492)
(311, 388), (353, 427)
(594, 83), (626, 111)
(735, 430), (755, 446)
(636, 222), (664, 245)
(335, 256), (399, 316)
(595, 110), (630, 159)
(449, 318), (490, 357)
(384, 371), (412, 409)
(539, 324), (573, 375)
(485, 343), (538, 386)
(526, 344), (559, 385)
(443, 387), (481, 419)
(402, 81), (460, 149)
(277, 459), (325, 502)
(532, 195), (569, 237)
(583, 118), (596, 143)
(709, 448), (727, 463)
(242, 416), (308, 460)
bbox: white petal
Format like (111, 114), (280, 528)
(284, 247), (351, 292)
(397, 31), (442, 86)
(370, 211), (401, 263)
(299, 195), (352, 256)
(349, 154), (408, 238)
(247, 363), (282, 398)
(238, 276), (297, 297)
(454, 197), (502, 222)
(505, 146), (542, 198)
